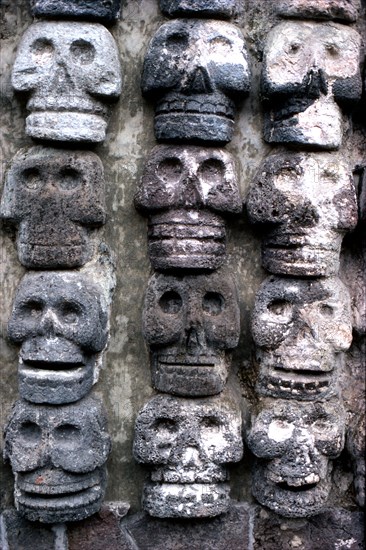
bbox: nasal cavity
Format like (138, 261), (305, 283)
(185, 67), (213, 94)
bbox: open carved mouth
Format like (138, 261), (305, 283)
(21, 360), (85, 371)
(277, 481), (318, 492)
(264, 368), (331, 393)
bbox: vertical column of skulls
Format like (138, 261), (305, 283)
(0, 0), (122, 524)
(133, 0), (251, 519)
(245, 0), (363, 518)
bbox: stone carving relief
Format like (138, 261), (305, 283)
(29, 0), (121, 23)
(251, 276), (352, 400)
(0, 147), (105, 269)
(141, 19), (250, 144)
(8, 271), (109, 404)
(246, 152), (358, 277)
(159, 0), (236, 18)
(135, 145), (241, 271)
(261, 21), (362, 148)
(247, 399), (346, 517)
(133, 393), (243, 518)
(12, 21), (122, 143)
(143, 270), (240, 396)
(346, 412), (365, 508)
(4, 397), (111, 523)
(275, 0), (361, 22)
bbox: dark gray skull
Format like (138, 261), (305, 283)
(8, 271), (109, 404)
(276, 0), (361, 22)
(133, 394), (243, 518)
(135, 145), (241, 271)
(29, 0), (121, 23)
(4, 397), (111, 523)
(143, 270), (240, 396)
(251, 276), (352, 400)
(160, 0), (236, 18)
(141, 19), (250, 144)
(247, 399), (345, 518)
(0, 147), (105, 269)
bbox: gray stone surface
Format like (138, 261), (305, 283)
(141, 19), (250, 144)
(246, 151), (358, 276)
(30, 0), (121, 23)
(12, 21), (122, 143)
(0, 147), (106, 269)
(0, 508), (58, 550)
(276, 0), (361, 22)
(143, 270), (240, 396)
(160, 0), (236, 19)
(135, 145), (241, 271)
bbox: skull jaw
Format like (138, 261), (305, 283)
(18, 241), (92, 270)
(26, 112), (108, 143)
(160, 0), (235, 18)
(142, 481), (230, 518)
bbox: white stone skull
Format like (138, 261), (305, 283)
(262, 21), (362, 149)
(133, 394), (243, 518)
(135, 145), (241, 270)
(12, 21), (122, 143)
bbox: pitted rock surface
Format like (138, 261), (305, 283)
(160, 0), (236, 19)
(29, 0), (121, 23)
(276, 0), (361, 22)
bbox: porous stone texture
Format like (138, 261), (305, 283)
(159, 0), (236, 19)
(141, 19), (250, 144)
(0, 508), (59, 550)
(0, 147), (106, 269)
(143, 270), (240, 396)
(262, 21), (362, 149)
(8, 271), (109, 404)
(247, 399), (346, 518)
(12, 21), (122, 143)
(135, 145), (241, 271)
(346, 412), (365, 508)
(246, 151), (357, 276)
(29, 0), (121, 23)
(133, 393), (243, 518)
(4, 396), (111, 524)
(276, 0), (361, 22)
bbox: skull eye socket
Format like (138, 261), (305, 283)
(58, 168), (82, 191)
(153, 418), (178, 434)
(19, 421), (42, 442)
(209, 36), (233, 52)
(20, 299), (44, 317)
(202, 292), (224, 315)
(325, 44), (340, 57)
(319, 304), (334, 317)
(197, 159), (225, 188)
(288, 42), (301, 55)
(54, 423), (81, 443)
(156, 158), (183, 184)
(31, 38), (54, 65)
(165, 32), (189, 52)
(159, 291), (182, 314)
(22, 167), (42, 191)
(59, 301), (82, 324)
(267, 299), (292, 321)
(70, 40), (96, 65)
(200, 415), (223, 429)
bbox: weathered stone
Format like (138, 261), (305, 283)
(276, 0), (361, 22)
(262, 21), (362, 149)
(4, 396), (111, 524)
(247, 399), (345, 518)
(346, 412), (365, 508)
(141, 19), (250, 144)
(160, 0), (236, 19)
(135, 145), (241, 271)
(0, 508), (57, 550)
(30, 0), (121, 23)
(8, 271), (109, 404)
(246, 151), (358, 276)
(0, 147), (105, 269)
(12, 22), (122, 143)
(143, 270), (240, 396)
(251, 276), (352, 401)
(133, 393), (243, 518)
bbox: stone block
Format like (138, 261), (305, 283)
(0, 509), (57, 550)
(30, 0), (121, 23)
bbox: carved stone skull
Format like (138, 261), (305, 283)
(4, 397), (111, 523)
(29, 0), (121, 23)
(247, 399), (345, 517)
(8, 271), (109, 404)
(261, 21), (362, 149)
(0, 147), (105, 269)
(135, 145), (241, 271)
(251, 276), (352, 400)
(133, 394), (243, 518)
(141, 19), (250, 144)
(143, 270), (240, 396)
(246, 152), (358, 276)
(12, 22), (122, 143)
(160, 0), (236, 18)
(276, 0), (361, 22)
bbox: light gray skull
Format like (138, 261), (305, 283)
(4, 397), (111, 523)
(135, 145), (241, 271)
(143, 270), (240, 396)
(262, 21), (362, 149)
(8, 271), (109, 404)
(246, 152), (358, 276)
(247, 400), (345, 518)
(12, 22), (122, 143)
(141, 19), (250, 144)
(276, 0), (361, 22)
(133, 394), (243, 518)
(0, 147), (105, 269)
(251, 276), (352, 400)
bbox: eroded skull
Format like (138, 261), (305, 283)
(133, 393), (243, 518)
(135, 145), (241, 270)
(160, 0), (236, 18)
(276, 0), (360, 22)
(29, 0), (121, 23)
(4, 396), (111, 523)
(251, 276), (352, 400)
(12, 22), (122, 142)
(0, 147), (105, 269)
(247, 399), (345, 517)
(8, 271), (109, 404)
(141, 19), (250, 144)
(143, 270), (240, 396)
(262, 21), (362, 149)
(246, 152), (358, 276)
